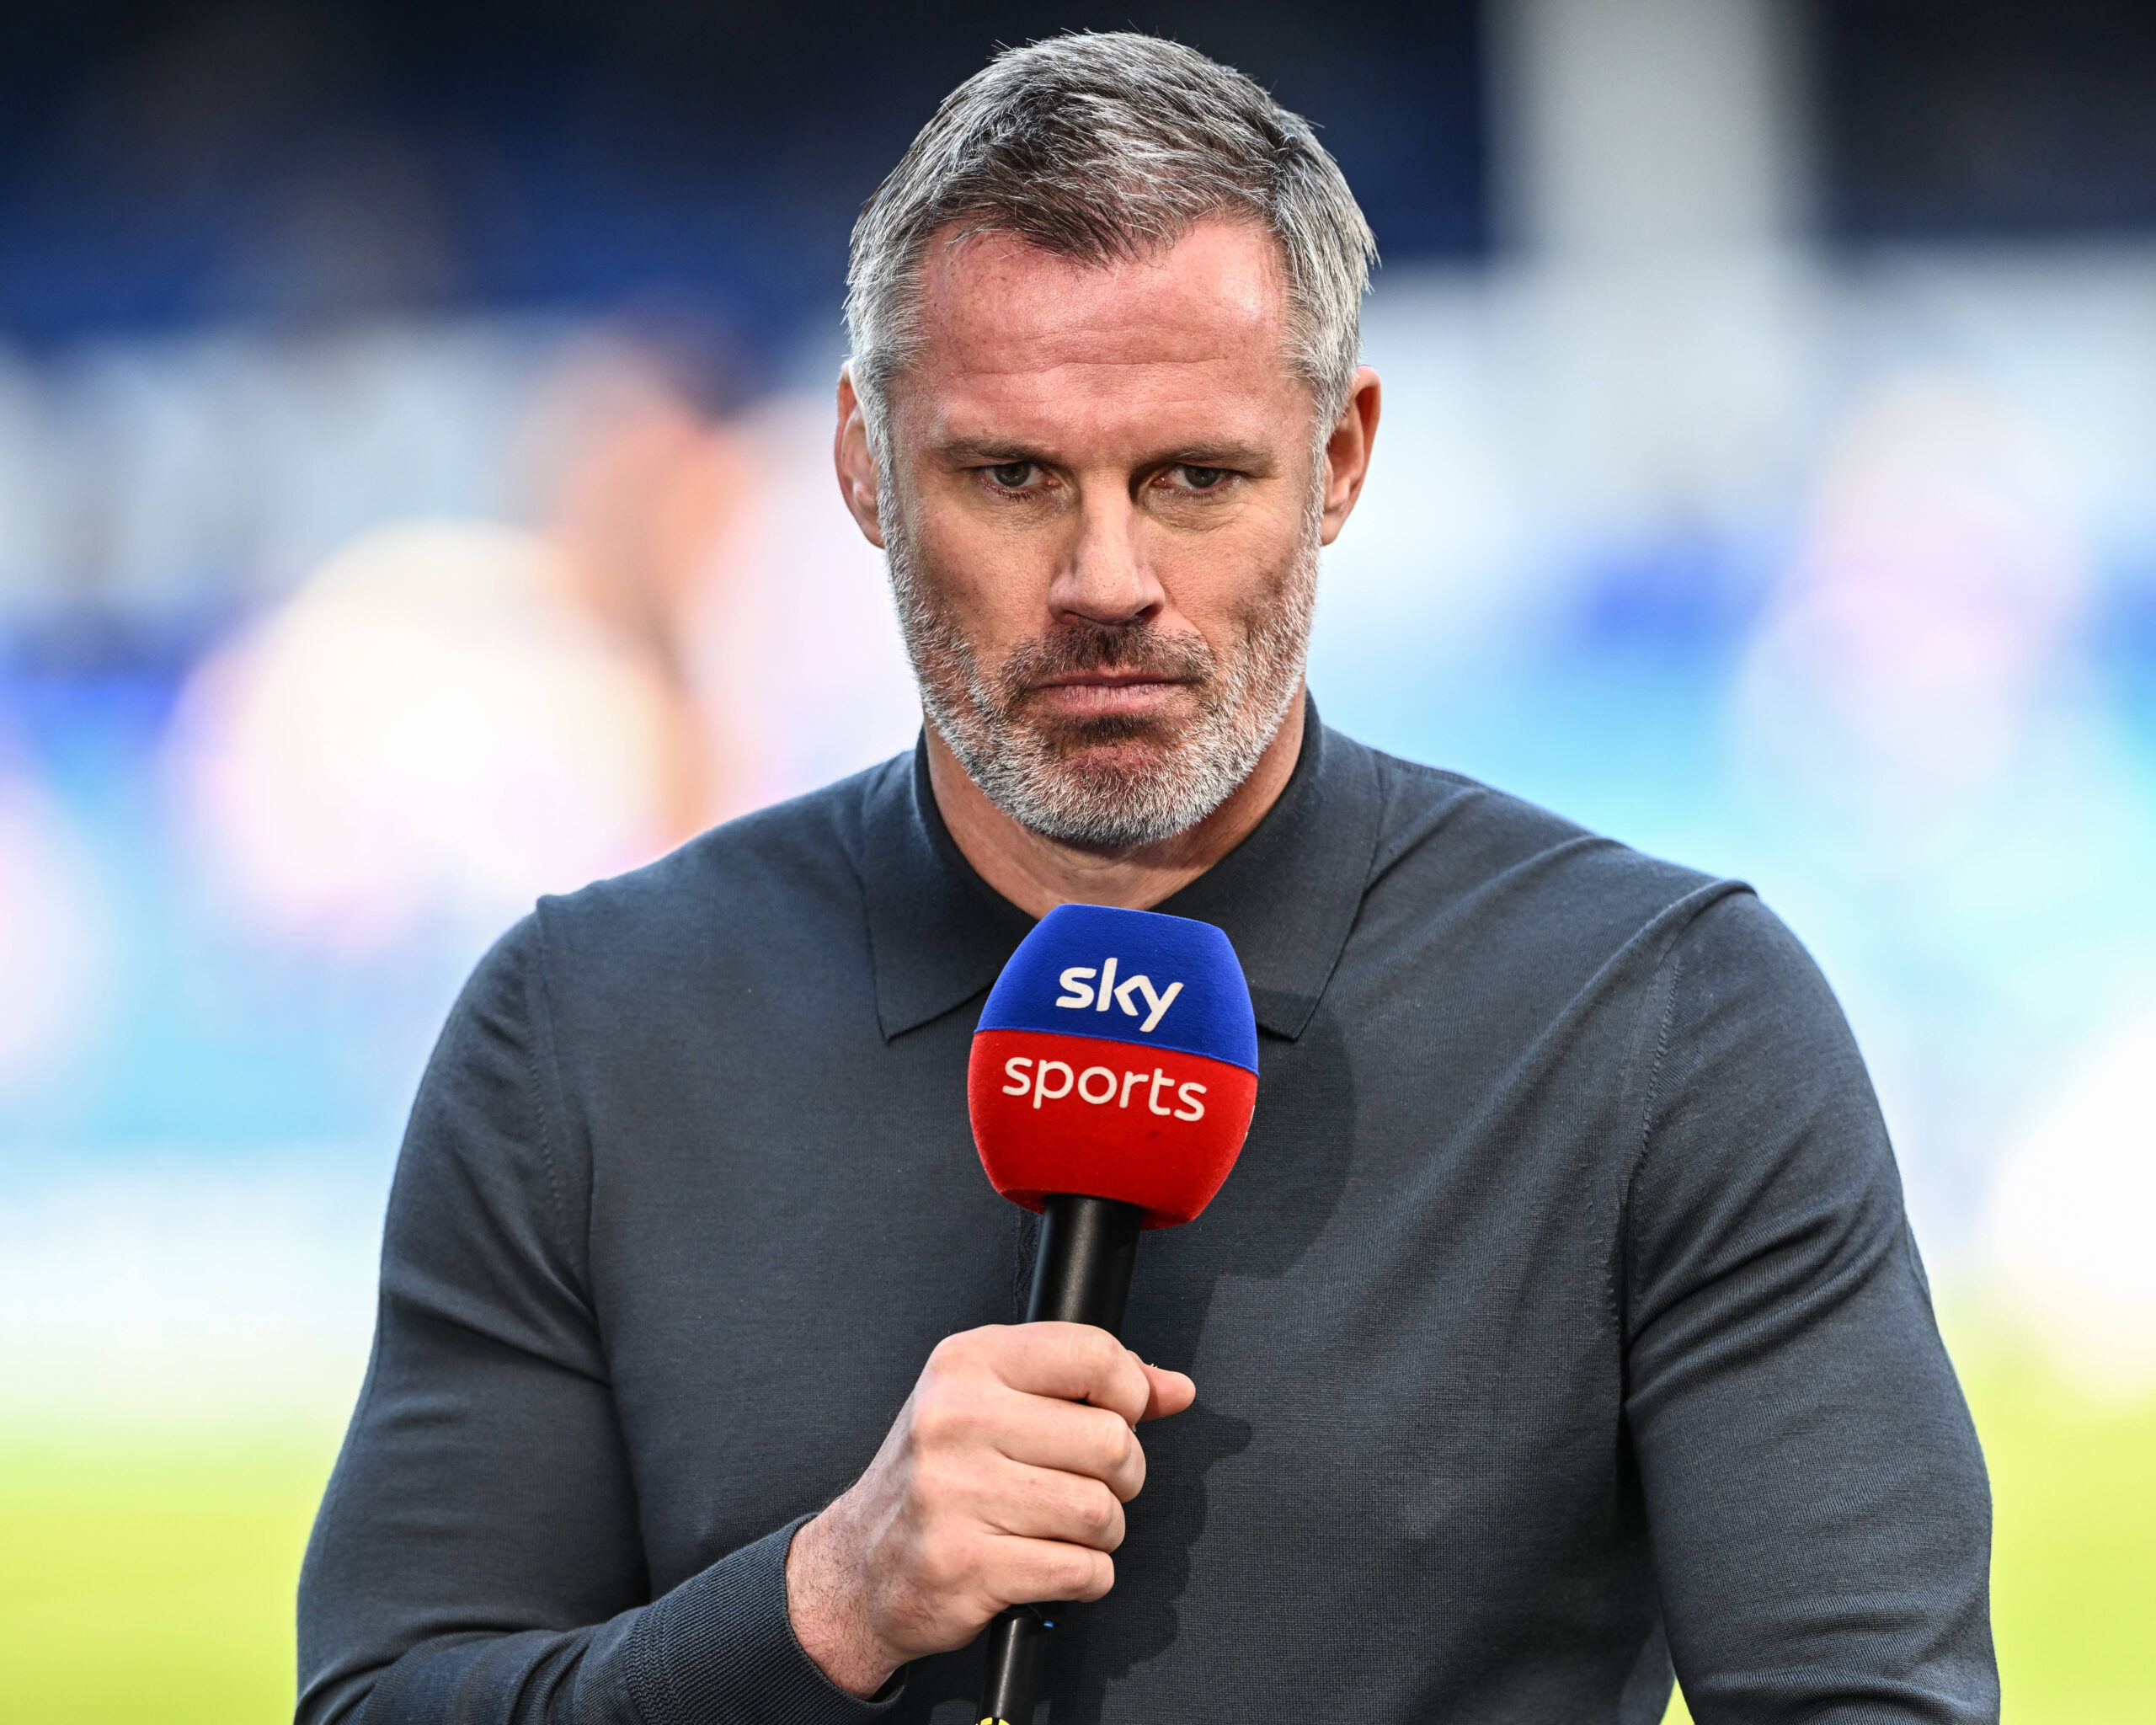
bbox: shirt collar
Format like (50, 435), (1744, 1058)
(857, 695), (1381, 1044)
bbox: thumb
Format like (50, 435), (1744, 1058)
(1137, 1362), (1196, 1423)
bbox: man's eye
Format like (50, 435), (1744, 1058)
(988, 462), (1036, 489)
(1177, 465), (1227, 490)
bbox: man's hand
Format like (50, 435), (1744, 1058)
(783, 1322), (1196, 1697)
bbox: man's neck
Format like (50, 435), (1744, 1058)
(924, 692), (1307, 917)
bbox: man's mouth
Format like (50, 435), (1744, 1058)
(1027, 672), (1191, 718)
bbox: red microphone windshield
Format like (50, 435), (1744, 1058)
(969, 904), (1258, 1229)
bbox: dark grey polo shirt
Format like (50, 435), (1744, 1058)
(297, 708), (1996, 1725)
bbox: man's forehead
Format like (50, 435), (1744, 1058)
(901, 217), (1301, 430)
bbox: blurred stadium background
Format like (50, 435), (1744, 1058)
(0, 1), (2151, 1719)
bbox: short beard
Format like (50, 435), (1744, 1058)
(882, 461), (1319, 852)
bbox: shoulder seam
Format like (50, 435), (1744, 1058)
(1615, 882), (1756, 1344)
(523, 908), (581, 1301)
(1620, 938), (1683, 1348)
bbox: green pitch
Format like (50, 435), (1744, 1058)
(1, 1328), (2149, 1723)
(0, 1432), (336, 1722)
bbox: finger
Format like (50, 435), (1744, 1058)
(976, 1456), (1128, 1551)
(993, 1323), (1152, 1425)
(1138, 1364), (1195, 1422)
(979, 1532), (1117, 1607)
(985, 1395), (1147, 1500)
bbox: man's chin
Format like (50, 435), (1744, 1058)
(1020, 702), (1191, 755)
(1029, 727), (1188, 782)
(1013, 740), (1225, 847)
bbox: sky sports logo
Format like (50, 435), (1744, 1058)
(999, 1054), (1209, 1120)
(1052, 956), (1182, 1032)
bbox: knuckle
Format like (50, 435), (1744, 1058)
(910, 1397), (961, 1448)
(1046, 1475), (1118, 1546)
(1067, 1550), (1115, 1601)
(914, 1389), (991, 1455)
(930, 1327), (995, 1373)
(1081, 1483), (1121, 1542)
(1119, 1433), (1149, 1498)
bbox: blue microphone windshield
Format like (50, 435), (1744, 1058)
(977, 903), (1257, 1074)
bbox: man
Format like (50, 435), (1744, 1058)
(299, 33), (1996, 1725)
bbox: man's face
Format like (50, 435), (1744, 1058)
(865, 218), (1331, 850)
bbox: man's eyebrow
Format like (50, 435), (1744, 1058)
(1162, 443), (1271, 469)
(935, 436), (1042, 463)
(931, 436), (1274, 468)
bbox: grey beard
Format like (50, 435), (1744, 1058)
(881, 471), (1319, 851)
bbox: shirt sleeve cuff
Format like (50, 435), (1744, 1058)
(622, 1515), (905, 1724)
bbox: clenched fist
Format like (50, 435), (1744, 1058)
(783, 1322), (1196, 1696)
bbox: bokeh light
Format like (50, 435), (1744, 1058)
(169, 520), (684, 953)
(1735, 377), (2089, 835)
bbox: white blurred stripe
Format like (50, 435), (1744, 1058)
(0, 1155), (389, 1429)
(1988, 1017), (2156, 1398)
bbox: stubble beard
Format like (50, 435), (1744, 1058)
(882, 462), (1320, 852)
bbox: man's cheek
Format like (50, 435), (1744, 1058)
(926, 540), (1054, 636)
(1154, 560), (1277, 644)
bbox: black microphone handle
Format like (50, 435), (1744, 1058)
(1024, 1191), (1143, 1328)
(976, 1193), (1144, 1725)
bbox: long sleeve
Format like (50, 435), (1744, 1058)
(1623, 894), (1998, 1722)
(295, 916), (898, 1725)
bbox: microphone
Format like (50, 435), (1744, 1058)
(966, 903), (1258, 1725)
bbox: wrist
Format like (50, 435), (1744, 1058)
(785, 1503), (905, 1699)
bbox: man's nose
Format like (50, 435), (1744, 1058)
(1049, 487), (1164, 627)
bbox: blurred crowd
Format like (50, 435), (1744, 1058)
(0, 0), (2152, 1429)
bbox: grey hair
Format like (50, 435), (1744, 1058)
(845, 31), (1376, 447)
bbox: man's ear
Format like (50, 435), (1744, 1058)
(1319, 366), (1382, 547)
(834, 365), (886, 549)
